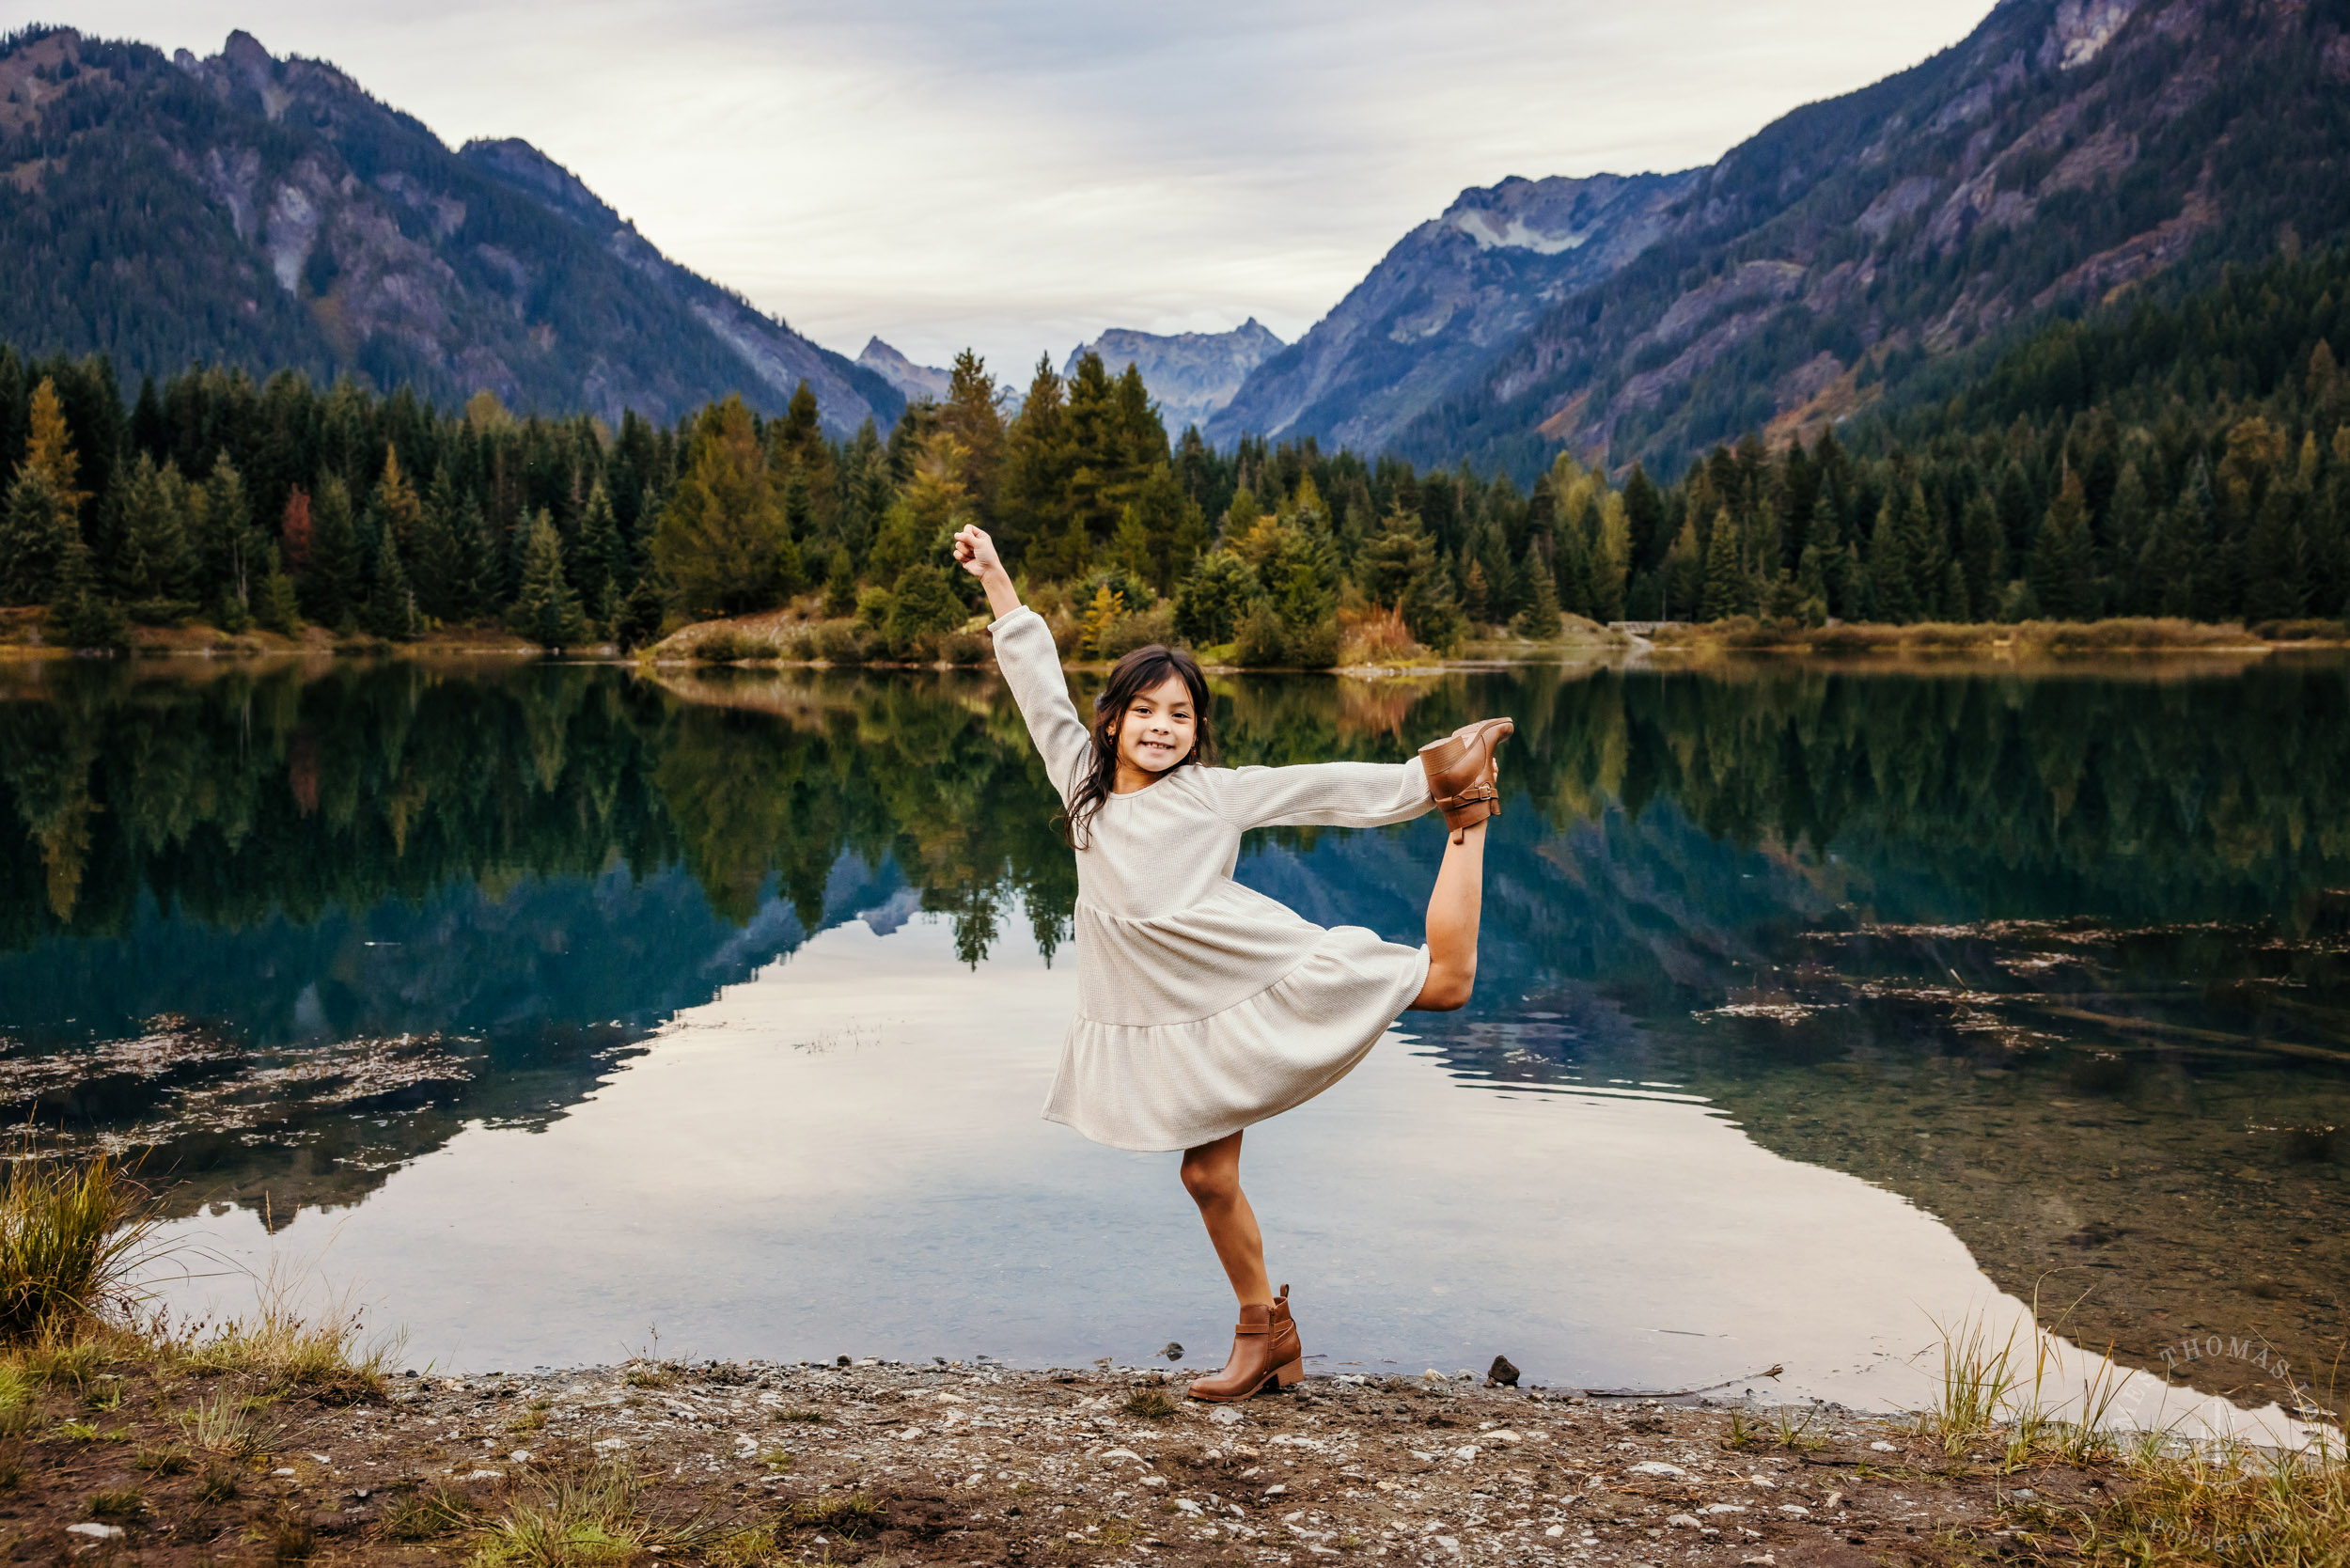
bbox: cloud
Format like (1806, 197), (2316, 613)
(21, 0), (1995, 376)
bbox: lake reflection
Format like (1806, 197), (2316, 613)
(0, 655), (2342, 1421)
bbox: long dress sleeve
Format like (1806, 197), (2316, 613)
(990, 605), (1093, 800)
(1207, 759), (1434, 832)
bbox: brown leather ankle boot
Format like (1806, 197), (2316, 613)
(1187, 1284), (1304, 1403)
(1419, 718), (1513, 842)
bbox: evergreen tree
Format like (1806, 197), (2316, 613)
(113, 454), (195, 613)
(363, 525), (418, 640)
(198, 455), (260, 627)
(1662, 518), (1702, 620)
(885, 562), (966, 651)
(509, 512), (589, 649)
(1511, 541), (1562, 638)
(303, 476), (363, 630)
(254, 545), (302, 636)
(652, 396), (794, 617)
(823, 546), (856, 618)
(615, 572), (666, 651)
(1868, 494), (1919, 622)
(1700, 508), (1745, 620)
(2242, 480), (2309, 622)
(0, 469), (77, 605)
(47, 539), (124, 651)
(1958, 494), (2006, 619)
(572, 481), (621, 613)
(1173, 550), (1257, 646)
(2029, 469), (2098, 619)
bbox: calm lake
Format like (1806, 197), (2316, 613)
(0, 653), (2343, 1431)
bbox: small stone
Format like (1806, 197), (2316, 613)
(1487, 1355), (1521, 1388)
(1747, 1473), (1777, 1487)
(1263, 1483), (1287, 1497)
(1741, 1557), (1776, 1566)
(1208, 1405), (1243, 1426)
(593, 1437), (629, 1451)
(1870, 1440), (1898, 1451)
(1702, 1503), (1747, 1514)
(1176, 1500), (1204, 1514)
(1778, 1503), (1810, 1516)
(67, 1524), (124, 1541)
(1162, 1342), (1184, 1361)
(1487, 1429), (1521, 1444)
(1824, 1489), (1843, 1509)
(1544, 1525), (1565, 1538)
(1668, 1513), (1702, 1529)
(2011, 1488), (2034, 1500)
(1434, 1536), (1461, 1554)
(1453, 1445), (1480, 1461)
(462, 1469), (506, 1482)
(309, 1451), (332, 1463)
(1629, 1462), (1687, 1478)
(273, 1467), (296, 1476)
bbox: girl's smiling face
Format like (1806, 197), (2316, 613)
(1111, 672), (1198, 791)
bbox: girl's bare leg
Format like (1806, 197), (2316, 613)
(1180, 1130), (1272, 1307)
(1411, 816), (1486, 1010)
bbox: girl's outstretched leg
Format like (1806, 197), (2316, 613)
(1411, 815), (1487, 1010)
(1182, 1131), (1304, 1402)
(1180, 1130), (1270, 1306)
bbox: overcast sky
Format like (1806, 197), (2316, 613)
(16, 0), (1994, 374)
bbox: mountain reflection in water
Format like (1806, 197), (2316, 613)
(0, 655), (2342, 1413)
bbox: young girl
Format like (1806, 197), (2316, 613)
(952, 525), (1510, 1402)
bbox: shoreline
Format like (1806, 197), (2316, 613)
(11, 1353), (2140, 1564)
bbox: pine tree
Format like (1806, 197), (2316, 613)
(1510, 541), (1562, 638)
(572, 481), (620, 612)
(616, 572), (666, 651)
(113, 453), (195, 612)
(363, 525), (418, 640)
(254, 545), (303, 636)
(0, 469), (78, 604)
(1700, 508), (1745, 620)
(509, 512), (589, 649)
(46, 539), (125, 651)
(303, 476), (363, 630)
(1868, 495), (1919, 622)
(199, 456), (260, 627)
(1173, 550), (1257, 646)
(652, 395), (795, 617)
(886, 562), (966, 652)
(1662, 518), (1702, 620)
(2029, 469), (2098, 619)
(824, 546), (857, 618)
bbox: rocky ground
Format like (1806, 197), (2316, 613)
(3, 1352), (2123, 1564)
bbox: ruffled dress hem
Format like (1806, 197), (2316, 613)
(1040, 930), (1432, 1152)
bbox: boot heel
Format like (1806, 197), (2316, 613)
(1272, 1357), (1304, 1388)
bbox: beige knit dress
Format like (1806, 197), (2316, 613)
(991, 605), (1436, 1152)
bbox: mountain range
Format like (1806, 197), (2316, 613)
(1061, 320), (1284, 435)
(1207, 173), (1696, 457)
(8, 1), (2350, 475)
(1326, 0), (2350, 478)
(0, 27), (901, 432)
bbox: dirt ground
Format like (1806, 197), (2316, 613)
(0, 1353), (2129, 1565)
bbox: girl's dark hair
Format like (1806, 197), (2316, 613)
(1061, 644), (1215, 849)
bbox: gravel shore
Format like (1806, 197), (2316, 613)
(16, 1353), (2101, 1563)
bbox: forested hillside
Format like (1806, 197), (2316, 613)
(1380, 0), (2350, 482)
(1, 236), (2343, 665)
(0, 26), (901, 431)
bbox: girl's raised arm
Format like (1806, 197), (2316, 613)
(1209, 758), (1434, 832)
(956, 525), (1090, 799)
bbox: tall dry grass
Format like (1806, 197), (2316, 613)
(0, 1149), (152, 1344)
